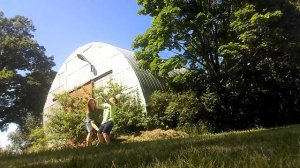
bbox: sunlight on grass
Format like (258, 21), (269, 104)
(0, 124), (299, 167)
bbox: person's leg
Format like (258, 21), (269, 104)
(97, 132), (105, 143)
(102, 121), (113, 144)
(97, 124), (105, 143)
(86, 132), (93, 146)
(86, 122), (94, 146)
(102, 133), (110, 143)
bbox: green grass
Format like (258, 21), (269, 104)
(1, 124), (300, 168)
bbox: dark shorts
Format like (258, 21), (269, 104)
(99, 121), (114, 134)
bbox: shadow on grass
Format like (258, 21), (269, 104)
(1, 124), (299, 168)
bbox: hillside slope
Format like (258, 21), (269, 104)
(0, 125), (299, 168)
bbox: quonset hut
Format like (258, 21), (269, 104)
(43, 42), (167, 124)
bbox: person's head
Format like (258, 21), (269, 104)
(87, 98), (97, 112)
(109, 97), (116, 104)
(110, 94), (120, 104)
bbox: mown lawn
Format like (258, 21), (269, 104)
(0, 124), (299, 168)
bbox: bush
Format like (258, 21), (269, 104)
(147, 91), (203, 130)
(113, 98), (148, 135)
(44, 92), (87, 147)
(7, 113), (41, 153)
(27, 127), (47, 152)
(146, 91), (174, 129)
(45, 109), (86, 147)
(94, 81), (148, 135)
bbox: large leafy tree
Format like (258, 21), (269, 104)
(133, 0), (300, 130)
(133, 0), (241, 92)
(0, 12), (56, 131)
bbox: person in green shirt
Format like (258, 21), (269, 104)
(98, 96), (118, 144)
(85, 98), (102, 146)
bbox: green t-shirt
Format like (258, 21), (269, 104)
(86, 108), (101, 124)
(101, 103), (116, 124)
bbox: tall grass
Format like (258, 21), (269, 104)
(0, 125), (299, 167)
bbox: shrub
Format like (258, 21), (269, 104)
(94, 81), (148, 135)
(44, 92), (87, 147)
(147, 91), (203, 130)
(113, 98), (148, 135)
(7, 113), (41, 153)
(147, 91), (174, 129)
(45, 109), (86, 147)
(27, 127), (47, 152)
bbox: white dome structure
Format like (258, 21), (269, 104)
(43, 42), (167, 124)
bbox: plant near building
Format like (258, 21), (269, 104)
(146, 91), (173, 129)
(148, 91), (203, 131)
(94, 80), (148, 135)
(114, 98), (148, 135)
(45, 92), (86, 147)
(42, 80), (149, 147)
(27, 127), (47, 152)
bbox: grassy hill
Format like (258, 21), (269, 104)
(0, 124), (299, 168)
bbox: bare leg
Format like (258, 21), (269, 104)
(86, 132), (93, 146)
(97, 132), (105, 143)
(102, 133), (110, 144)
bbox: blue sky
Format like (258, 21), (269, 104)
(1, 0), (151, 71)
(0, 0), (152, 148)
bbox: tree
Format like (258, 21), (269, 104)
(133, 0), (239, 92)
(7, 113), (40, 153)
(133, 0), (300, 130)
(0, 12), (56, 131)
(217, 1), (300, 128)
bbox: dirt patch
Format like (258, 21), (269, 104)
(116, 129), (189, 143)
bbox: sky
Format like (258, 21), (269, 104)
(0, 0), (152, 148)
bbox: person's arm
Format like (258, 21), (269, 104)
(99, 93), (117, 106)
(90, 120), (99, 132)
(98, 93), (109, 104)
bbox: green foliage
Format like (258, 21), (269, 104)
(216, 1), (300, 129)
(93, 80), (125, 103)
(53, 92), (87, 112)
(166, 91), (201, 128)
(45, 109), (86, 147)
(0, 11), (56, 130)
(45, 93), (87, 147)
(114, 99), (148, 135)
(200, 92), (221, 114)
(94, 80), (148, 135)
(147, 91), (173, 129)
(7, 113), (41, 153)
(25, 91), (89, 151)
(27, 127), (47, 152)
(134, 0), (300, 130)
(133, 0), (235, 90)
(0, 148), (11, 156)
(7, 129), (27, 153)
(148, 91), (202, 130)
(0, 70), (14, 80)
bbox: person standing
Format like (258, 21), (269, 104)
(98, 96), (118, 144)
(85, 98), (102, 146)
